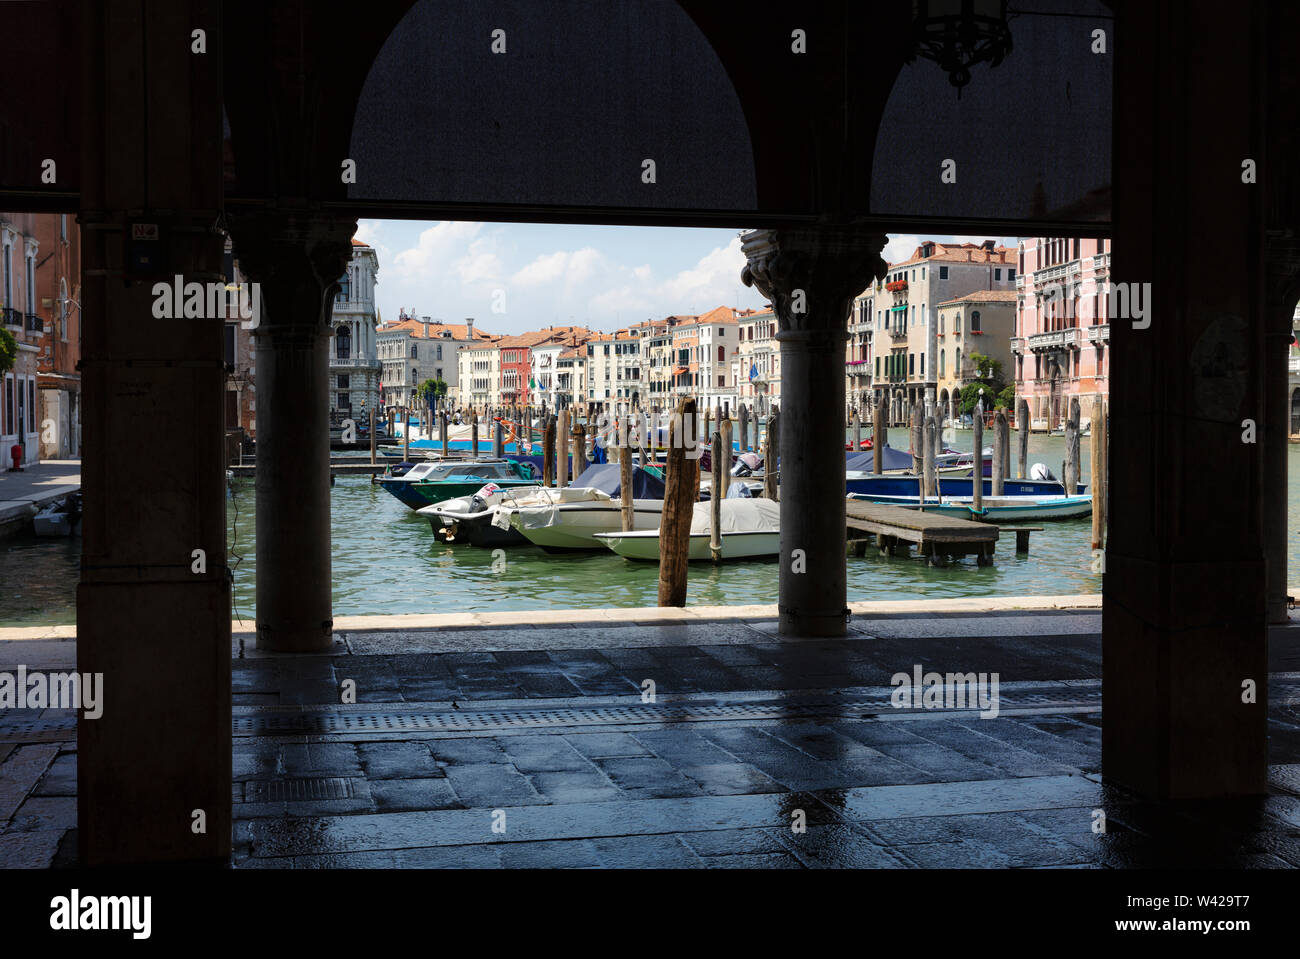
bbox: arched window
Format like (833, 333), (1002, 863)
(971, 310), (982, 333)
(939, 350), (945, 376)
(336, 324), (351, 359)
(411, 344), (418, 358)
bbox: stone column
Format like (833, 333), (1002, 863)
(77, 0), (229, 865)
(229, 211), (356, 653)
(1265, 238), (1300, 624)
(742, 227), (887, 637)
(1105, 0), (1268, 799)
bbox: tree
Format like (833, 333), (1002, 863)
(0, 327), (15, 376)
(956, 350), (1008, 415)
(417, 377), (448, 410)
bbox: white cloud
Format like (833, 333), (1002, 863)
(391, 221), (483, 279)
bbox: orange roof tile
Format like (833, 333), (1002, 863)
(938, 289), (1019, 306)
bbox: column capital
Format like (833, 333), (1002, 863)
(227, 209), (357, 330)
(1265, 233), (1300, 332)
(740, 227), (888, 348)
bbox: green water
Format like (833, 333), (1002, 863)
(1, 427), (1116, 626)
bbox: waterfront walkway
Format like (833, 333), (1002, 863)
(0, 460), (79, 540)
(4, 598), (1300, 868)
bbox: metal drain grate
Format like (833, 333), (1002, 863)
(245, 778), (355, 803)
(232, 687), (1106, 737)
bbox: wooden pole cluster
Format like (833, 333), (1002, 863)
(1017, 397), (1029, 479)
(1064, 397), (1081, 495)
(720, 415), (733, 482)
(369, 406), (377, 466)
(762, 408), (780, 501)
(972, 399), (984, 513)
(659, 397), (697, 606)
(992, 411), (1008, 497)
(739, 404), (750, 452)
(1090, 395), (1106, 548)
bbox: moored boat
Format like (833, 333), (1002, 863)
(503, 464), (667, 551)
(595, 498), (781, 561)
(849, 492), (1093, 521)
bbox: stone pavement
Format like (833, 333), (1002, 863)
(5, 608), (1300, 868)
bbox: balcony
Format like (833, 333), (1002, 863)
(25, 313), (43, 334)
(2, 307), (20, 328)
(1026, 328), (1081, 351)
(1010, 337), (1025, 354)
(1086, 324), (1110, 344)
(1290, 355), (1300, 374)
(889, 327), (909, 342)
(885, 280), (907, 293)
(330, 356), (381, 369)
(846, 359), (871, 378)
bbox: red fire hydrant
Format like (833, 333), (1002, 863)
(9, 442), (23, 472)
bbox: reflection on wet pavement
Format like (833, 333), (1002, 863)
(6, 614), (1300, 868)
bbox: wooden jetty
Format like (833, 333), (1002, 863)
(845, 500), (999, 567)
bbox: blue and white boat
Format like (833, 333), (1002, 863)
(848, 492), (1093, 522)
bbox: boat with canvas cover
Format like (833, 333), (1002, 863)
(594, 498), (781, 561)
(503, 463), (667, 551)
(401, 459), (541, 507)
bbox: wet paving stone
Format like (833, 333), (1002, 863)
(429, 738), (509, 766)
(820, 774), (1103, 822)
(591, 833), (704, 868)
(564, 732), (653, 759)
(498, 736), (594, 773)
(444, 763), (548, 807)
(595, 757), (706, 798)
(527, 771), (622, 804)
(872, 742), (1009, 782)
(774, 825), (912, 868)
(368, 778), (460, 812)
(680, 827), (789, 857)
(357, 742), (445, 780)
(497, 838), (602, 869)
(679, 763), (784, 796)
(242, 792), (839, 858)
(280, 743), (362, 778)
(892, 839), (1015, 868)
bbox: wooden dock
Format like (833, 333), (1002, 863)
(845, 500), (999, 567)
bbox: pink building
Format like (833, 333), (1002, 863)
(1011, 237), (1112, 429)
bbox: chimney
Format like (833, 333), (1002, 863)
(422, 316), (430, 338)
(465, 317), (475, 340)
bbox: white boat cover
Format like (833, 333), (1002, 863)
(494, 486), (614, 529)
(688, 498), (780, 536)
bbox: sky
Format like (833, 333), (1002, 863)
(354, 219), (1019, 336)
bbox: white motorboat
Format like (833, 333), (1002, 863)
(499, 462), (668, 551)
(851, 492), (1093, 521)
(417, 483), (547, 546)
(595, 498), (781, 561)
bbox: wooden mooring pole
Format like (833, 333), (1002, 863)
(1017, 397), (1029, 479)
(1064, 397), (1081, 495)
(1090, 395), (1106, 548)
(972, 399), (984, 513)
(992, 411), (1008, 497)
(543, 415), (556, 488)
(369, 406), (376, 466)
(572, 420), (586, 484)
(659, 397), (697, 606)
(557, 409), (569, 487)
(620, 427), (634, 531)
(874, 394), (886, 474)
(763, 407), (780, 501)
(922, 415), (936, 504)
(710, 430), (723, 563)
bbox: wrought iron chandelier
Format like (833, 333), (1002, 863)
(909, 0), (1014, 97)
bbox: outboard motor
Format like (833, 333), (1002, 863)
(1029, 462), (1057, 481)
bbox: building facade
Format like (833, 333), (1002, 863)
(935, 290), (1018, 422)
(1011, 237), (1112, 429)
(329, 239), (381, 424)
(379, 313), (491, 412)
(1, 212), (44, 464)
(735, 308), (779, 414)
(34, 214), (81, 459)
(865, 240), (1017, 424)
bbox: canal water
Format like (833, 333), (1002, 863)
(3, 427), (1296, 626)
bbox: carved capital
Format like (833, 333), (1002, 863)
(1265, 233), (1300, 336)
(227, 210), (357, 333)
(741, 227), (888, 349)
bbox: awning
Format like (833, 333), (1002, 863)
(672, 366), (688, 375)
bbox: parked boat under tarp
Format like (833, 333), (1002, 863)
(595, 498), (781, 561)
(504, 464), (668, 551)
(849, 492), (1093, 522)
